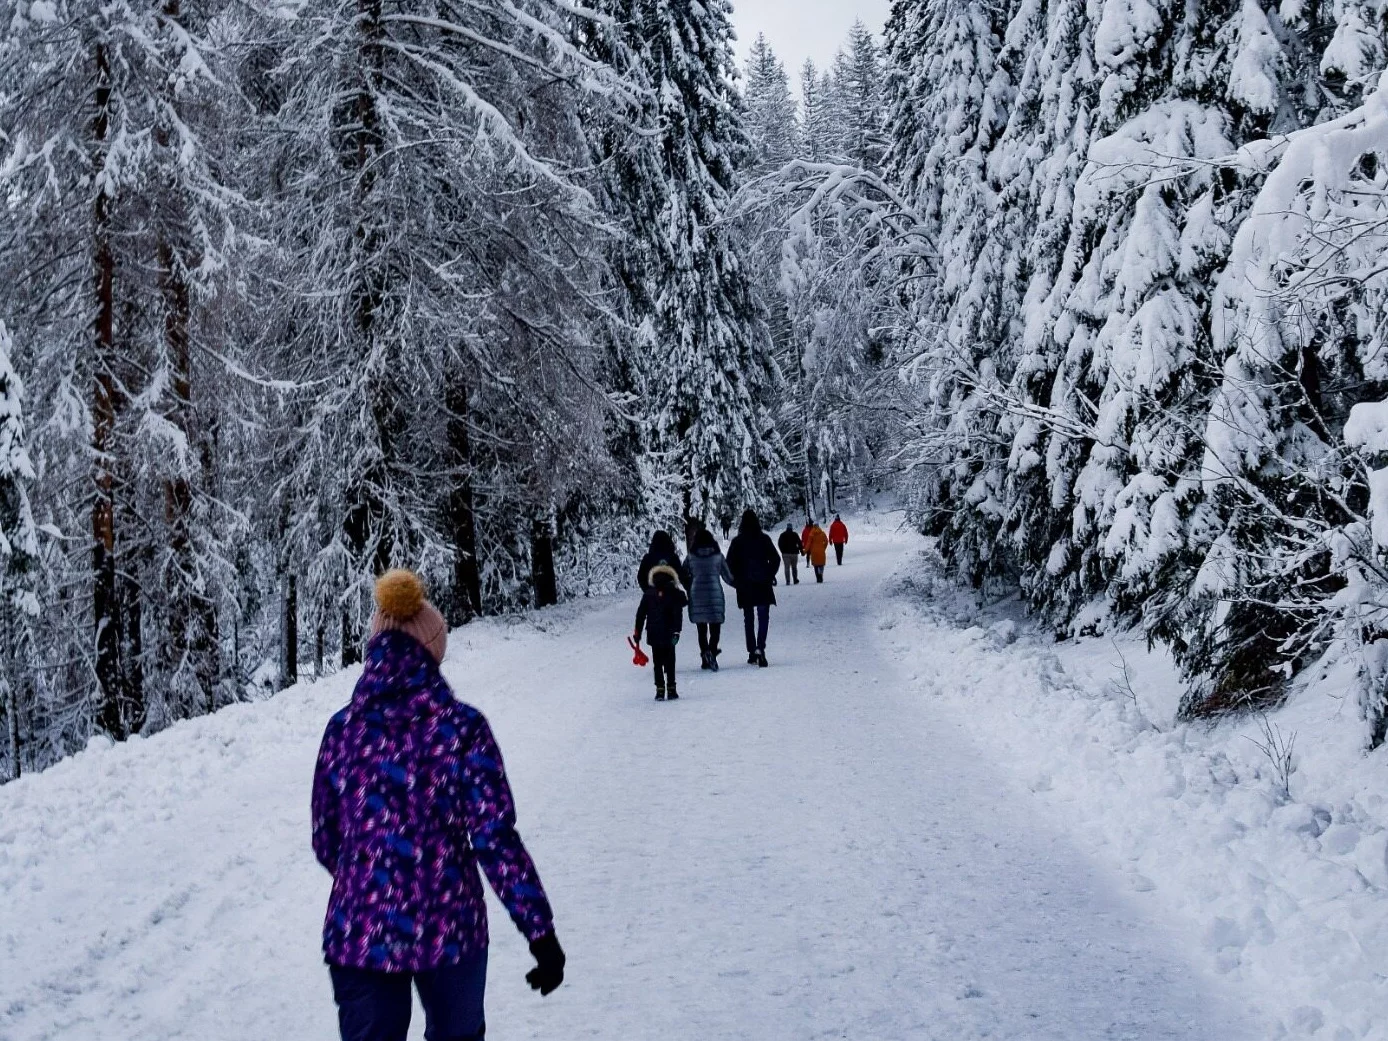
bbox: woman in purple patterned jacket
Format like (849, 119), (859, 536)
(311, 569), (565, 1041)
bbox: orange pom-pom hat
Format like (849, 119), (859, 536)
(371, 569), (448, 664)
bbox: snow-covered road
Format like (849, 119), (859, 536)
(1, 523), (1258, 1040)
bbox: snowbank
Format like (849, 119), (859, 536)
(0, 603), (601, 1041)
(878, 547), (1388, 1039)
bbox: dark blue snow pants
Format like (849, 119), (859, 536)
(743, 604), (770, 653)
(330, 951), (487, 1041)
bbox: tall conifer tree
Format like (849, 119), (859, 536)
(608, 0), (787, 522)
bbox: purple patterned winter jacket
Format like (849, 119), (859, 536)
(311, 630), (554, 973)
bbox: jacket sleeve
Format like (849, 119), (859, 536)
(310, 721), (343, 874)
(634, 597), (648, 639)
(721, 557), (735, 586)
(461, 715), (555, 942)
(764, 536), (782, 571)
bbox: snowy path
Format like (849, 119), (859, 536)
(1, 525), (1257, 1040)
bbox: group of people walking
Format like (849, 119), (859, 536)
(633, 509), (851, 701)
(306, 514), (855, 1040)
(776, 514), (849, 586)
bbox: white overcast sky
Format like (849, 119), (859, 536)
(728, 0), (892, 87)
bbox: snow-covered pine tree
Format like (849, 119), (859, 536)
(0, 0), (244, 740)
(884, 0), (1388, 709)
(1186, 74), (1388, 719)
(831, 21), (890, 170)
(143, 0), (238, 723)
(265, 0), (623, 657)
(743, 34), (799, 174)
(984, 0), (1105, 616)
(884, 0), (1028, 585)
(800, 60), (838, 162)
(0, 2), (141, 740)
(736, 36), (804, 509)
(1020, 0), (1388, 695)
(603, 0), (787, 525)
(731, 23), (909, 525)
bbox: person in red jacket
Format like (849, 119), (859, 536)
(829, 514), (849, 566)
(800, 519), (814, 562)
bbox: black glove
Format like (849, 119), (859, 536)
(526, 932), (566, 996)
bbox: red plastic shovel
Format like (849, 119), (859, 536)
(627, 635), (649, 667)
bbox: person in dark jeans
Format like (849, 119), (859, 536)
(726, 509), (781, 667)
(777, 523), (802, 585)
(331, 959), (487, 1041)
(829, 515), (849, 565)
(312, 569), (565, 1041)
(635, 564), (688, 700)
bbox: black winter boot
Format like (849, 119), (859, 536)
(757, 652), (769, 668)
(748, 652), (758, 665)
(668, 683), (679, 700)
(655, 682), (666, 701)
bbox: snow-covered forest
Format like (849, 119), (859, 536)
(3, 0), (1388, 780)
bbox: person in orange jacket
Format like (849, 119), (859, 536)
(829, 514), (849, 566)
(804, 522), (830, 583)
(800, 519), (814, 563)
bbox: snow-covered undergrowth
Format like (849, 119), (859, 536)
(0, 601), (601, 1041)
(879, 546), (1388, 1040)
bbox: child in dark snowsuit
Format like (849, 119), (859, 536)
(634, 563), (688, 701)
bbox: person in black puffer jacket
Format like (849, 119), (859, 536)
(637, 530), (682, 591)
(634, 564), (688, 700)
(726, 509), (781, 668)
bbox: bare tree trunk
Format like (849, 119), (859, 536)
(340, 0), (392, 645)
(5, 681), (18, 782)
(282, 574), (298, 689)
(158, 234), (200, 716)
(341, 610), (360, 668)
(156, 0), (219, 719)
(91, 39), (127, 738)
(444, 366), (482, 624)
(3, 601), (18, 782)
(531, 514), (558, 609)
(117, 555), (145, 729)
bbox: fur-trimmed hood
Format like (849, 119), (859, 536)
(647, 563), (685, 591)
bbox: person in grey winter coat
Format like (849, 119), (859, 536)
(682, 528), (735, 671)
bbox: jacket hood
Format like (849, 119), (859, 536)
(353, 629), (451, 718)
(648, 563), (685, 590)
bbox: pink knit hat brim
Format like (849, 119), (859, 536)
(371, 600), (448, 664)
